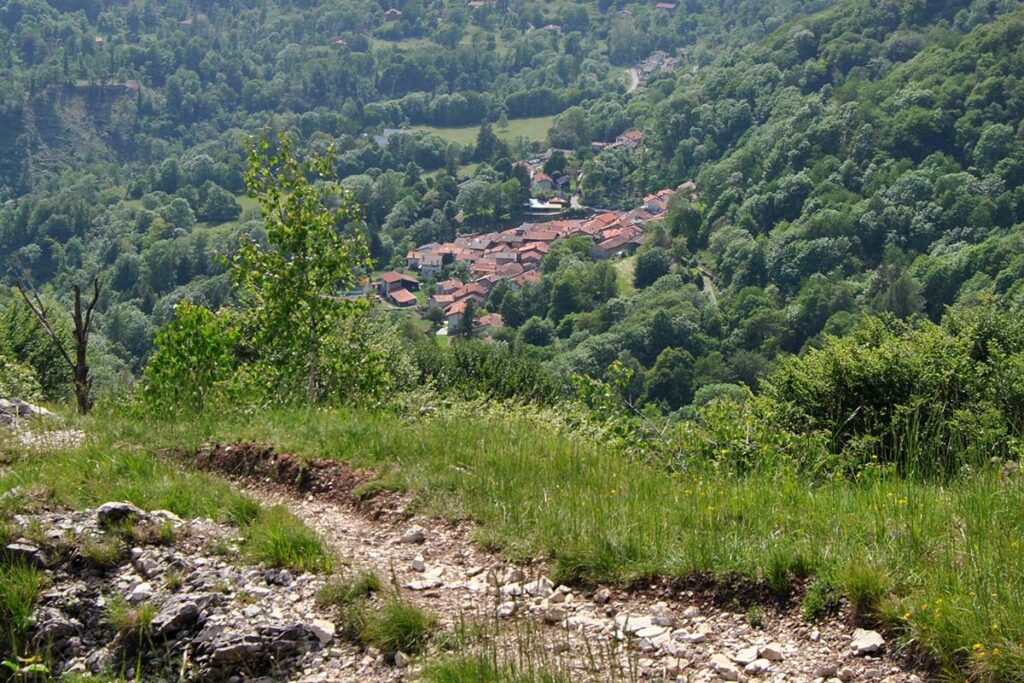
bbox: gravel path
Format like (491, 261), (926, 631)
(240, 482), (928, 683)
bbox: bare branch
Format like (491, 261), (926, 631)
(15, 282), (75, 369)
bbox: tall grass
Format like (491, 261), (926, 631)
(0, 439), (331, 574)
(93, 405), (1024, 680)
(243, 505), (333, 573)
(0, 562), (42, 661)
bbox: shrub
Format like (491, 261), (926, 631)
(412, 338), (564, 404)
(763, 303), (1024, 477)
(140, 303), (239, 414)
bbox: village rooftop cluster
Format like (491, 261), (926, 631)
(375, 182), (696, 333)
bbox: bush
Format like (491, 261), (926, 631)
(412, 338), (564, 404)
(763, 303), (1024, 477)
(0, 355), (42, 402)
(140, 303), (239, 414)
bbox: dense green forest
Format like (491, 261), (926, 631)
(1, 0), (1022, 416)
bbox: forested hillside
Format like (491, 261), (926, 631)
(0, 0), (832, 390)
(4, 2), (1024, 681)
(1, 0), (1022, 413)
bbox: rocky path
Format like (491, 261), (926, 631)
(231, 460), (927, 683)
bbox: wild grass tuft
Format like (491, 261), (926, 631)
(352, 600), (436, 659)
(79, 535), (123, 569)
(242, 505), (333, 573)
(802, 577), (842, 622)
(105, 595), (157, 636)
(315, 571), (382, 608)
(0, 562), (43, 659)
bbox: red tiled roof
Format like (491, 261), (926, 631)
(380, 271), (418, 284)
(388, 288), (417, 305)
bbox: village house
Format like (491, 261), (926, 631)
(531, 171), (554, 191)
(375, 271), (419, 296)
(643, 188), (676, 214)
(615, 129), (644, 151)
(384, 8), (402, 21)
(435, 279), (464, 295)
(430, 293), (455, 309)
(385, 287), (417, 307)
(445, 299), (471, 330)
(476, 313), (504, 334)
(591, 229), (644, 259)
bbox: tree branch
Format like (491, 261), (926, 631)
(15, 282), (75, 369)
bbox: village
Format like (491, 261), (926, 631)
(374, 176), (697, 337)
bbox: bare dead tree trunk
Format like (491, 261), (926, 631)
(16, 279), (101, 414)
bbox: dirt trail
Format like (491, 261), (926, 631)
(196, 443), (927, 683)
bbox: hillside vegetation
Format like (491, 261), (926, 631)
(2, 0), (1024, 680)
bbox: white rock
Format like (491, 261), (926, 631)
(635, 625), (668, 640)
(810, 630), (820, 642)
(651, 605), (677, 627)
(406, 578), (442, 591)
(759, 643), (784, 661)
(400, 526), (426, 544)
(394, 651), (410, 668)
(733, 646), (760, 665)
(614, 614), (653, 635)
(709, 653), (744, 681)
(744, 658), (771, 675)
(682, 606), (701, 618)
(310, 619), (336, 644)
(679, 631), (707, 644)
(496, 602), (517, 618)
(593, 588), (612, 604)
(813, 663), (838, 678)
(836, 666), (857, 681)
(411, 554), (425, 572)
(500, 582), (523, 597)
(851, 628), (885, 655)
(549, 591), (566, 604)
(524, 577), (554, 597)
(128, 582), (153, 603)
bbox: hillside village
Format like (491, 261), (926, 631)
(377, 181), (696, 334)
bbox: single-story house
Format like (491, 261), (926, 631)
(386, 288), (417, 307)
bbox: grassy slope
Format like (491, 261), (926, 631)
(0, 433), (331, 572)
(414, 115), (558, 147)
(95, 405), (1024, 679)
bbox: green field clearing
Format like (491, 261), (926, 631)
(415, 115), (557, 147)
(613, 255), (636, 294)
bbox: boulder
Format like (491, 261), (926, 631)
(850, 629), (885, 655)
(709, 653), (744, 681)
(5, 541), (48, 568)
(151, 595), (203, 637)
(399, 526), (427, 544)
(309, 619), (335, 645)
(97, 502), (146, 526)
